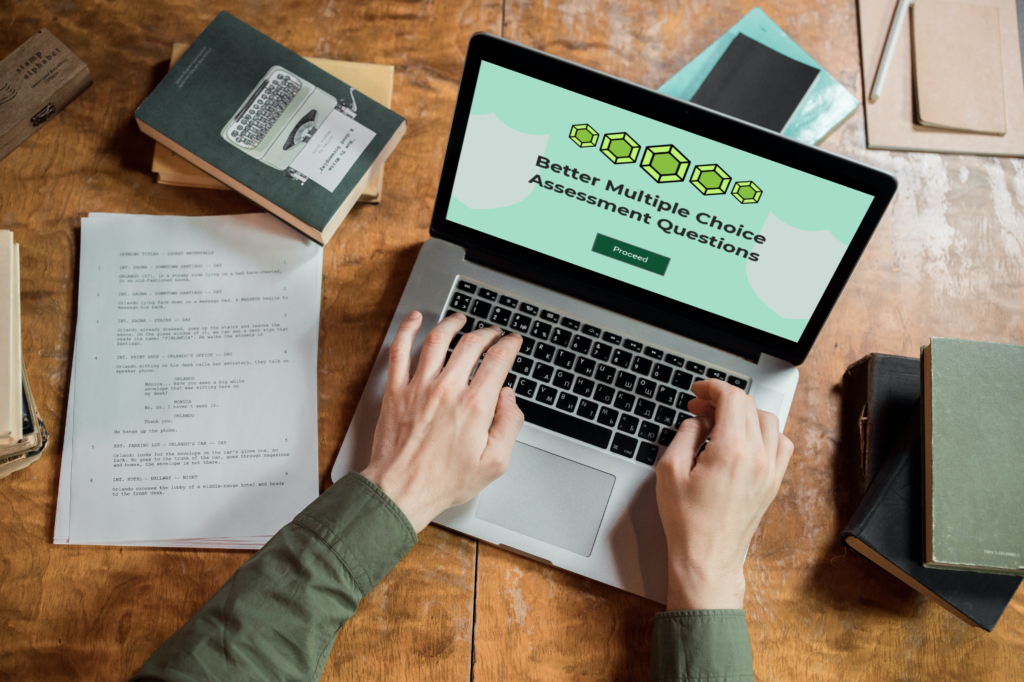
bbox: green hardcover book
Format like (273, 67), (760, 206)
(922, 337), (1024, 575)
(135, 12), (406, 244)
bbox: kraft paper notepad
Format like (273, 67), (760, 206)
(912, 0), (1006, 135)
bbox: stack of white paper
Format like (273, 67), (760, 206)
(54, 213), (322, 549)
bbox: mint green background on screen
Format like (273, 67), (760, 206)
(446, 61), (873, 342)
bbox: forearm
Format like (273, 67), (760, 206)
(132, 472), (417, 682)
(650, 609), (754, 682)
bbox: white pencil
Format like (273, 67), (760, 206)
(869, 0), (915, 102)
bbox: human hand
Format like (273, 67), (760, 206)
(361, 311), (525, 533)
(655, 379), (794, 611)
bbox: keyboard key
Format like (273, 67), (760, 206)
(665, 353), (686, 367)
(631, 356), (653, 376)
(671, 370), (694, 390)
(706, 368), (727, 381)
(510, 314), (531, 333)
(531, 320), (552, 340)
(614, 391), (635, 412)
(675, 412), (692, 428)
(636, 442), (659, 465)
(520, 337), (535, 355)
(574, 357), (596, 377)
(515, 379), (537, 399)
(602, 332), (622, 345)
(572, 377), (595, 398)
(610, 433), (638, 458)
(537, 385), (558, 405)
(655, 405), (676, 426)
(658, 428), (676, 446)
(470, 300), (491, 318)
(651, 363), (673, 382)
(614, 371), (636, 391)
(638, 421), (659, 442)
(540, 310), (559, 323)
(595, 364), (616, 384)
(556, 392), (578, 412)
(685, 361), (706, 375)
(552, 370), (573, 390)
(561, 317), (581, 331)
(591, 342), (612, 362)
(512, 355), (533, 375)
(727, 376), (748, 389)
(479, 288), (498, 301)
(617, 414), (639, 435)
(636, 378), (656, 398)
(518, 399), (612, 449)
(676, 392), (696, 411)
(554, 350), (576, 369)
(451, 292), (472, 311)
(577, 399), (598, 420)
(644, 347), (664, 360)
(594, 384), (615, 404)
(534, 342), (555, 362)
(499, 295), (518, 307)
(456, 280), (477, 293)
(624, 339), (643, 353)
(473, 320), (489, 331)
(634, 399), (655, 419)
(445, 350), (451, 365)
(532, 362), (553, 382)
(519, 302), (539, 315)
(551, 328), (573, 347)
(570, 335), (592, 354)
(611, 349), (632, 368)
(490, 307), (512, 326)
(582, 324), (601, 338)
(449, 333), (463, 350)
(656, 385), (677, 405)
(597, 407), (618, 427)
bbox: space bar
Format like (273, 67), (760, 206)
(518, 400), (612, 449)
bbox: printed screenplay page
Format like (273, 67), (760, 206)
(69, 213), (321, 543)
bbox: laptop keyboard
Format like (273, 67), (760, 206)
(443, 278), (751, 467)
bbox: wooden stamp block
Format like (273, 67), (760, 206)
(0, 28), (92, 162)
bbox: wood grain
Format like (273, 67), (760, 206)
(2, 1), (1024, 681)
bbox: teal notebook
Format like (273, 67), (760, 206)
(659, 8), (859, 146)
(135, 12), (406, 244)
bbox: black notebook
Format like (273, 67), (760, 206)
(841, 401), (1021, 631)
(691, 33), (820, 133)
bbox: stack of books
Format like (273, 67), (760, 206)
(841, 340), (1024, 632)
(0, 230), (48, 478)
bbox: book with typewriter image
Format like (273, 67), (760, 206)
(135, 12), (406, 245)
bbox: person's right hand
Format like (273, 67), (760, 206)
(655, 379), (793, 611)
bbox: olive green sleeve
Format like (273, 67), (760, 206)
(131, 472), (417, 682)
(650, 610), (754, 681)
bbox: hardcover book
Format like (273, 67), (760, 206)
(842, 406), (1021, 631)
(135, 12), (407, 244)
(922, 337), (1024, 575)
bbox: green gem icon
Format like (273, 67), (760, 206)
(731, 181), (762, 204)
(600, 132), (640, 164)
(690, 164), (731, 195)
(640, 145), (689, 183)
(569, 123), (599, 148)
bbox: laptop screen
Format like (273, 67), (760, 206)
(444, 61), (875, 343)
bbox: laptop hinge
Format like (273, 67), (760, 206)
(464, 246), (763, 365)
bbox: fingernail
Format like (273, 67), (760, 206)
(409, 311), (421, 320)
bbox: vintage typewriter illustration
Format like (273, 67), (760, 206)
(221, 66), (358, 180)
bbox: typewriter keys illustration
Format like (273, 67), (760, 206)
(220, 66), (338, 171)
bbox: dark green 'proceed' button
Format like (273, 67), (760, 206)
(592, 234), (669, 275)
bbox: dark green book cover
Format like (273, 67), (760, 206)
(923, 337), (1024, 575)
(135, 12), (406, 242)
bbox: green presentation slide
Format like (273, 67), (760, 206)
(446, 61), (874, 342)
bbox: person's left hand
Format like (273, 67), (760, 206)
(361, 311), (524, 532)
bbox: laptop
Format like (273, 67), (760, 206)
(331, 34), (897, 603)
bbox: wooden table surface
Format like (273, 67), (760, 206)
(2, 1), (1023, 680)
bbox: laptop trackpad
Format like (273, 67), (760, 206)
(474, 443), (615, 557)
